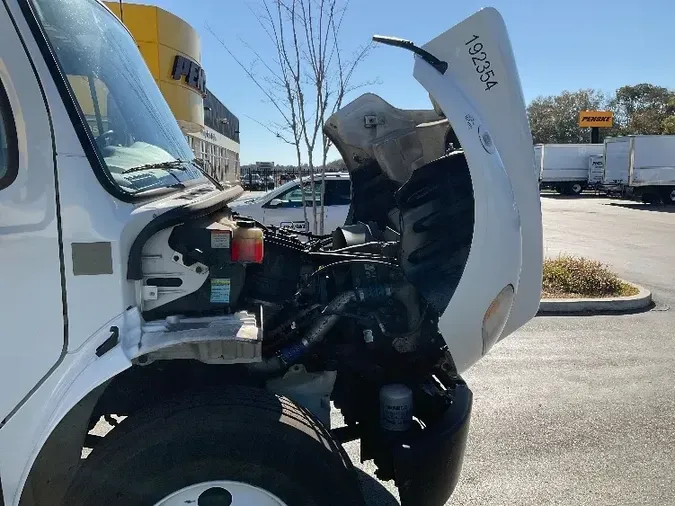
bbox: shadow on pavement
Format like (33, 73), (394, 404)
(537, 299), (657, 317)
(540, 193), (607, 200)
(356, 469), (399, 506)
(605, 202), (675, 213)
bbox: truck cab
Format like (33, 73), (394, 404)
(0, 1), (541, 505)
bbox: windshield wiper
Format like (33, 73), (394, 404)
(133, 182), (186, 197)
(122, 159), (191, 174)
(121, 158), (223, 190)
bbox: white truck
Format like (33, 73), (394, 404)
(0, 2), (542, 505)
(231, 172), (352, 235)
(536, 143), (605, 195)
(601, 135), (675, 204)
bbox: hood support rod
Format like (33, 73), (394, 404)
(372, 35), (448, 75)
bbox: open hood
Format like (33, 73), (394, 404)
(324, 7), (542, 372)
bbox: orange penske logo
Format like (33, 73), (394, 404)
(578, 111), (614, 128)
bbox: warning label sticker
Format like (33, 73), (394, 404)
(210, 231), (231, 249)
(210, 278), (231, 303)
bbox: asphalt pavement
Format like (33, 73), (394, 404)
(348, 194), (675, 506)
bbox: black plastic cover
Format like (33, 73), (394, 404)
(150, 219), (246, 317)
(127, 187), (242, 280)
(348, 162), (401, 228)
(395, 152), (474, 314)
(241, 230), (305, 305)
(394, 383), (473, 506)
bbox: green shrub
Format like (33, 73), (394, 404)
(542, 255), (638, 298)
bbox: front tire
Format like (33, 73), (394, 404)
(62, 387), (365, 506)
(660, 187), (675, 205)
(641, 192), (662, 204)
(569, 182), (584, 195)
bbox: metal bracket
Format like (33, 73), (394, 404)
(364, 115), (385, 128)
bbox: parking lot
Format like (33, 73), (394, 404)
(351, 194), (675, 506)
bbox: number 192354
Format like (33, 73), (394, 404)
(465, 34), (498, 92)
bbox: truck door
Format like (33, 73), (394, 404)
(0, 4), (66, 422)
(262, 181), (306, 232)
(263, 180), (325, 233)
(322, 178), (351, 233)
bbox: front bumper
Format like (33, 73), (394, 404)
(393, 383), (473, 506)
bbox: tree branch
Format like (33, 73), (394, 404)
(243, 114), (297, 145)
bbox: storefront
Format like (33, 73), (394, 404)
(105, 1), (240, 182)
(187, 105), (241, 184)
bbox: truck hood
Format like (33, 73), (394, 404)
(324, 7), (542, 372)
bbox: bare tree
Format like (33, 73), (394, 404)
(207, 0), (372, 234)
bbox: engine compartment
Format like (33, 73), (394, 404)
(128, 95), (477, 505)
(138, 95), (476, 379)
(137, 150), (475, 376)
(134, 200), (472, 498)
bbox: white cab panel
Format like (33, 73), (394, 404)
(0, 1), (65, 422)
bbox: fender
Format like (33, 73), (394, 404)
(0, 309), (138, 505)
(415, 7), (542, 354)
(415, 58), (522, 371)
(0, 306), (261, 505)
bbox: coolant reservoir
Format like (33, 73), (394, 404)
(266, 364), (337, 427)
(232, 220), (264, 263)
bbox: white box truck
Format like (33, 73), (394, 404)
(537, 143), (605, 195)
(534, 144), (542, 180)
(601, 135), (675, 204)
(0, 3), (541, 506)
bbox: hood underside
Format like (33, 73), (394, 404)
(324, 93), (451, 186)
(323, 93), (474, 317)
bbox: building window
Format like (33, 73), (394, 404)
(182, 133), (239, 183)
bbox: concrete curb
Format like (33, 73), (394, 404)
(537, 281), (652, 315)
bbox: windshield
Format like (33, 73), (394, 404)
(31, 0), (204, 194)
(234, 179), (297, 205)
(263, 179), (298, 200)
(263, 177), (337, 203)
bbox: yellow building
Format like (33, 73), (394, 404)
(104, 1), (240, 182)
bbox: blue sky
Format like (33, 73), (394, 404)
(146, 0), (674, 164)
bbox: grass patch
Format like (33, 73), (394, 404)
(542, 255), (639, 299)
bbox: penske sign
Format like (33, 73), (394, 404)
(578, 111), (613, 128)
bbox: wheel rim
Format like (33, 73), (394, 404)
(669, 190), (675, 202)
(572, 184), (582, 194)
(154, 481), (289, 506)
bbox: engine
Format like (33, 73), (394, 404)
(133, 94), (476, 496)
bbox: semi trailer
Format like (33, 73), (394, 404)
(0, 1), (542, 505)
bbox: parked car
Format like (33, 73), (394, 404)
(242, 173), (265, 191)
(231, 173), (351, 234)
